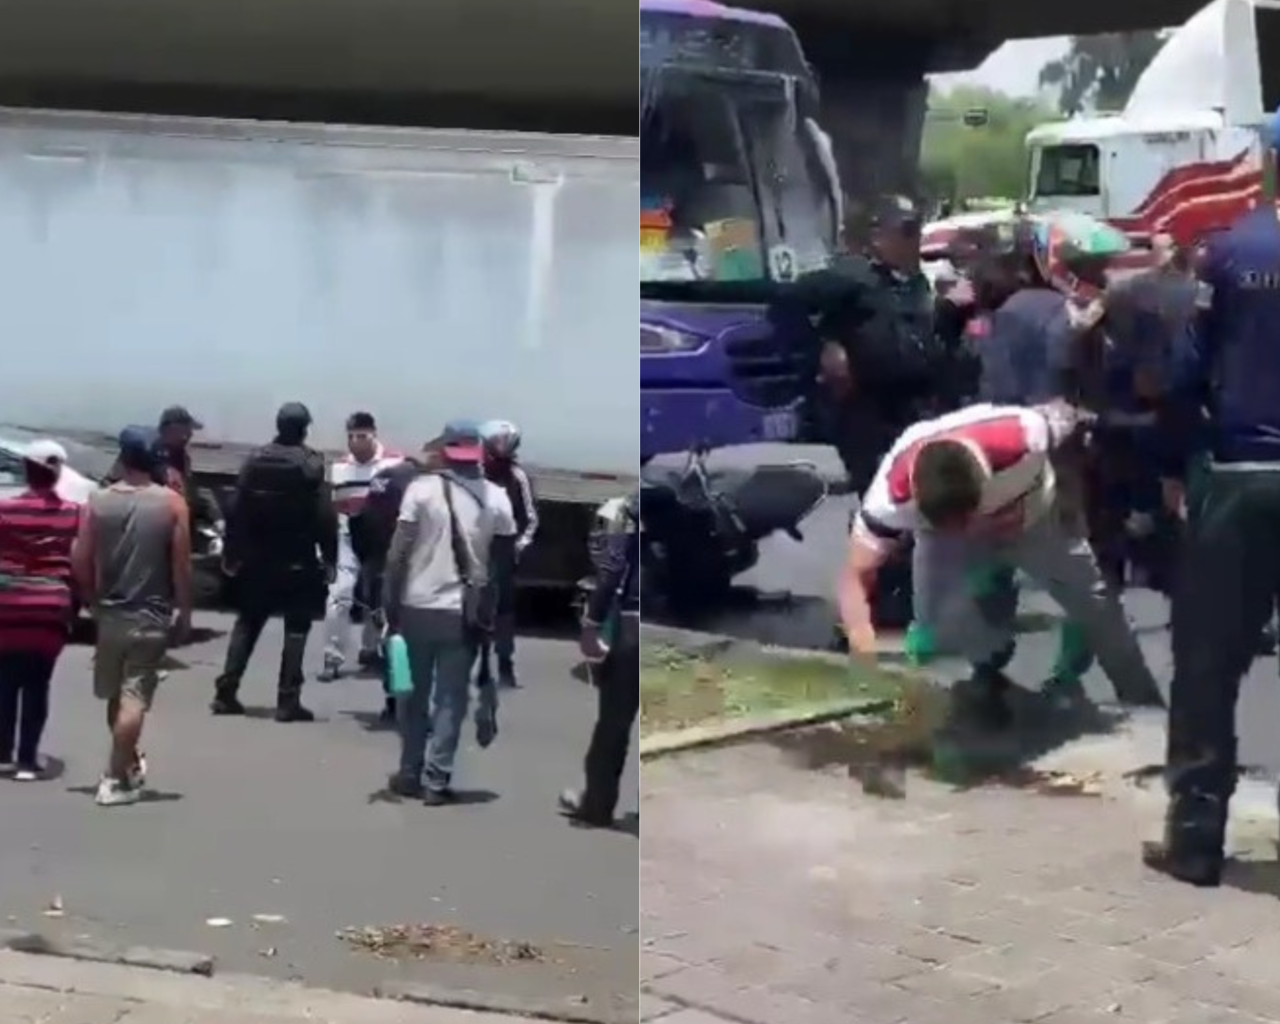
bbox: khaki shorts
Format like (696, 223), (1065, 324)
(93, 617), (168, 709)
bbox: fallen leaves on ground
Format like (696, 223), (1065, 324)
(337, 923), (546, 965)
(994, 767), (1105, 797)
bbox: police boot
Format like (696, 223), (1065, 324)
(275, 630), (315, 723)
(1141, 791), (1228, 888)
(498, 657), (518, 689)
(210, 618), (255, 715)
(558, 788), (614, 828)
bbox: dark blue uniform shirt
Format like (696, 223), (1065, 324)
(1166, 207), (1280, 473)
(979, 287), (1075, 405)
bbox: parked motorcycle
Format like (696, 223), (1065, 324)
(640, 450), (827, 618)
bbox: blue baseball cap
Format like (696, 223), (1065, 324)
(440, 419), (483, 463)
(118, 424), (160, 468)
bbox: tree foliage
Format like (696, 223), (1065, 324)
(1038, 31), (1169, 114)
(919, 86), (1052, 203)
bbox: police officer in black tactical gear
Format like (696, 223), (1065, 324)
(868, 196), (937, 384)
(211, 402), (338, 722)
(810, 196), (949, 629)
(559, 490), (639, 829)
(803, 197), (938, 496)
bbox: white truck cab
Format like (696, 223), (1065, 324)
(1025, 0), (1280, 246)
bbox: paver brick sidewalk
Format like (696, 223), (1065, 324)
(0, 950), (545, 1024)
(641, 733), (1280, 1024)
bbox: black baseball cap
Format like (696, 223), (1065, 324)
(276, 402), (313, 431)
(870, 195), (922, 235)
(159, 405), (203, 430)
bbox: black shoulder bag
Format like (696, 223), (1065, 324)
(442, 479), (497, 641)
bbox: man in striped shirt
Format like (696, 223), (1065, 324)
(319, 412), (403, 681)
(0, 440), (80, 781)
(837, 403), (1164, 726)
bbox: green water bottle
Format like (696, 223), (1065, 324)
(386, 634), (413, 697)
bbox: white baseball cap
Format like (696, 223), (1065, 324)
(21, 439), (68, 468)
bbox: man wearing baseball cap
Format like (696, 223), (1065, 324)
(74, 426), (192, 805)
(155, 405), (223, 540)
(382, 418), (516, 805)
(1144, 108), (1280, 887)
(212, 402), (336, 722)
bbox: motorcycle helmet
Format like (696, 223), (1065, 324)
(480, 420), (521, 459)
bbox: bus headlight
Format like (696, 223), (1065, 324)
(641, 325), (704, 354)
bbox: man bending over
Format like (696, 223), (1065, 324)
(837, 402), (1164, 726)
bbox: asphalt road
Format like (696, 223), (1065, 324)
(655, 442), (1280, 778)
(0, 613), (638, 1019)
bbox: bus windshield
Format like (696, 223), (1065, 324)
(640, 75), (836, 289)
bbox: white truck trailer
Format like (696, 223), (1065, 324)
(0, 106), (639, 594)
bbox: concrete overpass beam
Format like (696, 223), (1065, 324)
(793, 20), (998, 201)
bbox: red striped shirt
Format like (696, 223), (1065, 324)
(0, 489), (80, 655)
(855, 405), (1057, 548)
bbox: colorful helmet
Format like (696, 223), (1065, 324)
(1028, 213), (1130, 298)
(480, 420), (521, 457)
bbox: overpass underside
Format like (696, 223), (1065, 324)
(0, 0), (636, 134)
(0, 0), (1219, 190)
(754, 0), (1214, 199)
(780, 0), (1208, 66)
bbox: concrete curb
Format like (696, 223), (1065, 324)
(0, 928), (214, 976)
(0, 935), (632, 1024)
(641, 623), (916, 663)
(640, 696), (895, 760)
(379, 980), (632, 1024)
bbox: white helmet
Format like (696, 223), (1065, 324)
(480, 419), (521, 458)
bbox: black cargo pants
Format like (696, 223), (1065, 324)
(1166, 468), (1280, 800)
(582, 614), (639, 819)
(216, 564), (319, 707)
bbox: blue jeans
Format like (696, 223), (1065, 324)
(396, 607), (473, 792)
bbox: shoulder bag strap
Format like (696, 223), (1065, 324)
(441, 479), (476, 585)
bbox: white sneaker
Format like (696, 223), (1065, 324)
(13, 765), (40, 782)
(130, 753), (148, 789)
(95, 777), (140, 807)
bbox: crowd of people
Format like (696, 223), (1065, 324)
(0, 403), (638, 828)
(826, 112), (1280, 889)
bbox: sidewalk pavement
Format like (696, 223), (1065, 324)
(641, 713), (1280, 1024)
(0, 949), (550, 1024)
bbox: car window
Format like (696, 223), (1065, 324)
(0, 448), (24, 489)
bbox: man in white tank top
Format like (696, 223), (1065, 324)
(318, 412), (403, 681)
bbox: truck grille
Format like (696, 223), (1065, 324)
(721, 324), (807, 408)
